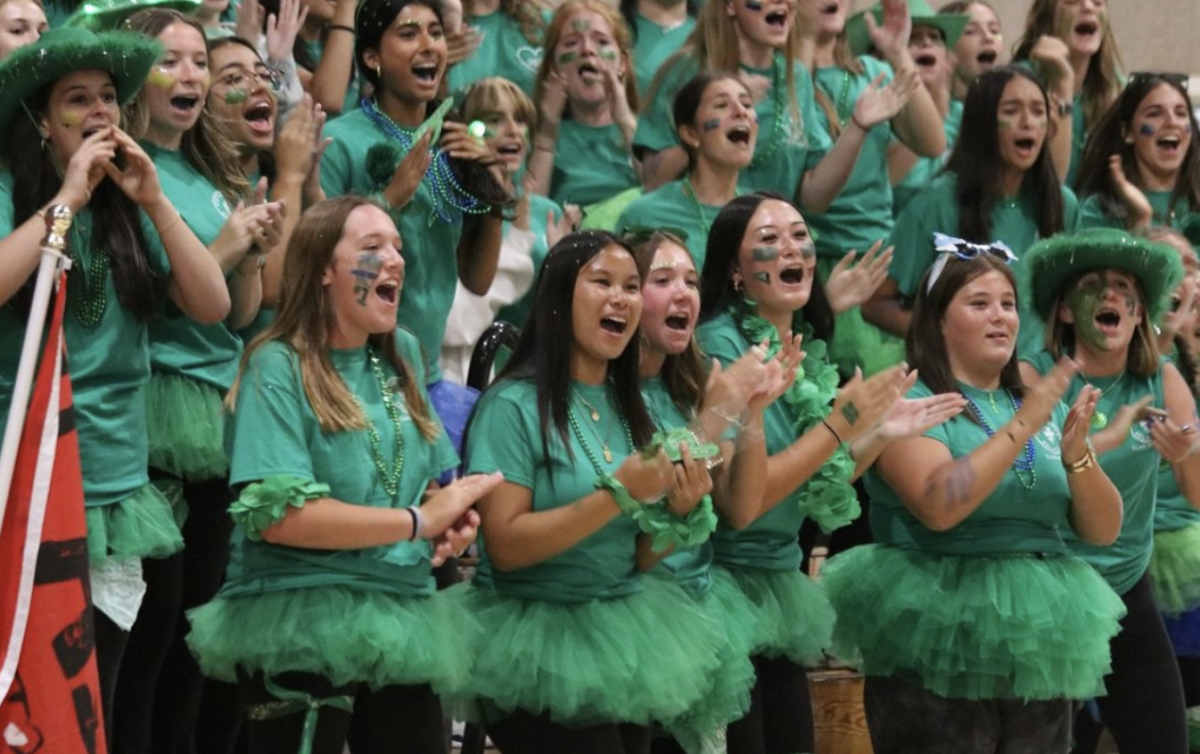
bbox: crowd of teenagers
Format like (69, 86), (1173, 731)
(4, 0), (1200, 752)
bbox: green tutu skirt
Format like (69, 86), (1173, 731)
(659, 572), (758, 748)
(451, 577), (724, 727)
(1151, 524), (1200, 616)
(86, 482), (184, 564)
(719, 566), (835, 664)
(146, 372), (227, 480)
(821, 545), (1126, 700)
(187, 585), (478, 693)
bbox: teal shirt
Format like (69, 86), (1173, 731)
(1079, 191), (1200, 235)
(632, 14), (696, 97)
(550, 120), (639, 208)
(641, 376), (713, 597)
(221, 331), (457, 598)
(466, 378), (643, 603)
(633, 52), (832, 200)
(616, 180), (721, 271)
(891, 100), (963, 217)
(321, 108), (470, 384)
(144, 142), (243, 393)
(1155, 353), (1200, 533)
(494, 193), (561, 329)
(446, 9), (543, 97)
(888, 172), (1081, 358)
(301, 37), (360, 116)
(807, 57), (897, 258)
(1025, 351), (1165, 595)
(43, 0), (74, 27)
(0, 172), (169, 506)
(867, 380), (1072, 556)
(697, 311), (816, 571)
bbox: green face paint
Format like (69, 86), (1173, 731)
(799, 239), (816, 259)
(997, 117), (1014, 130)
(1067, 279), (1109, 350)
(571, 18), (591, 32)
(752, 271), (771, 283)
(58, 110), (83, 127)
(750, 246), (779, 262)
(557, 51), (579, 66)
(224, 88), (248, 104)
(351, 252), (385, 307)
(599, 49), (617, 62)
(701, 118), (721, 132)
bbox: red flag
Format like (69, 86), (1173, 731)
(0, 274), (106, 754)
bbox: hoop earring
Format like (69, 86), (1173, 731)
(733, 278), (745, 294)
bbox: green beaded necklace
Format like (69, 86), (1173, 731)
(68, 217), (110, 329)
(834, 69), (854, 129)
(747, 53), (789, 170)
(568, 388), (633, 472)
(356, 347), (407, 497)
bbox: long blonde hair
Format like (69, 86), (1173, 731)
(534, 0), (639, 120)
(228, 197), (439, 441)
(123, 8), (250, 204)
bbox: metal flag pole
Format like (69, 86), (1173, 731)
(0, 206), (74, 528)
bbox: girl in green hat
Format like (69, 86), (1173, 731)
(941, 0), (1003, 101)
(1020, 228), (1194, 754)
(823, 246), (1125, 754)
(1076, 73), (1200, 237)
(0, 24), (230, 739)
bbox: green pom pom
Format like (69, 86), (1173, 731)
(229, 475), (330, 540)
(365, 142), (404, 191)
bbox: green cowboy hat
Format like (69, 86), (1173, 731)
(846, 0), (968, 58)
(1021, 228), (1185, 324)
(65, 0), (202, 31)
(0, 27), (161, 143)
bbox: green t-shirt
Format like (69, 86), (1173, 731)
(616, 180), (721, 271)
(888, 172), (1081, 358)
(696, 311), (816, 572)
(632, 14), (696, 97)
(891, 100), (963, 218)
(550, 120), (639, 208)
(494, 193), (561, 329)
(807, 57), (896, 258)
(447, 9), (543, 97)
(1025, 351), (1165, 595)
(1154, 353), (1200, 532)
(466, 378), (643, 602)
(221, 331), (457, 598)
(641, 375), (713, 597)
(633, 51), (832, 200)
(1079, 191), (1199, 236)
(866, 380), (1072, 555)
(0, 172), (169, 506)
(43, 0), (74, 27)
(143, 142), (243, 392)
(301, 37), (360, 116)
(321, 108), (470, 384)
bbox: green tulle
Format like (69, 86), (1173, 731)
(1188, 706), (1200, 751)
(718, 566), (835, 664)
(146, 372), (228, 480)
(821, 545), (1125, 700)
(1150, 524), (1200, 616)
(448, 577), (725, 727)
(642, 496), (719, 554)
(86, 482), (183, 563)
(187, 584), (478, 693)
(229, 476), (332, 541)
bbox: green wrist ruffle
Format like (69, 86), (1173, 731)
(596, 474), (718, 552)
(800, 445), (859, 533)
(229, 475), (331, 541)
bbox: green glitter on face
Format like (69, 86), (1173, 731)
(799, 239), (816, 259)
(1067, 279), (1109, 350)
(557, 51), (579, 66)
(751, 246), (779, 262)
(571, 18), (591, 32)
(599, 49), (617, 62)
(224, 88), (248, 104)
(752, 271), (771, 283)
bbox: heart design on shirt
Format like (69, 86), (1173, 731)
(516, 46), (543, 73)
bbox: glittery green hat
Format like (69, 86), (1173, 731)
(64, 0), (202, 31)
(1021, 228), (1185, 323)
(846, 0), (968, 57)
(0, 27), (161, 142)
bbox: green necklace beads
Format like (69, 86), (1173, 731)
(834, 69), (854, 129)
(68, 219), (110, 329)
(357, 348), (406, 497)
(748, 53), (789, 170)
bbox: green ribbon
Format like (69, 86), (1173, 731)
(248, 677), (355, 754)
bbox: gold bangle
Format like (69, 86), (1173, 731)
(157, 212), (184, 235)
(1063, 447), (1095, 474)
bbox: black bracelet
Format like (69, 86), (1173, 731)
(820, 419), (843, 445)
(327, 23), (356, 35)
(405, 507), (419, 541)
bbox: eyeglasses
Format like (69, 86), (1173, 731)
(926, 233), (1017, 292)
(213, 66), (282, 93)
(1129, 72), (1190, 92)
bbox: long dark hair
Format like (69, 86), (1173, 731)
(488, 230), (656, 472)
(355, 0), (511, 211)
(907, 254), (1026, 405)
(672, 70), (746, 171)
(698, 192), (834, 342)
(5, 80), (163, 321)
(630, 231), (708, 416)
(946, 66), (1063, 243)
(1076, 75), (1200, 219)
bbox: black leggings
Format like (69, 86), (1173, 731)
(1071, 573), (1188, 754)
(726, 654), (813, 754)
(241, 672), (446, 754)
(486, 708), (652, 754)
(94, 609), (130, 751)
